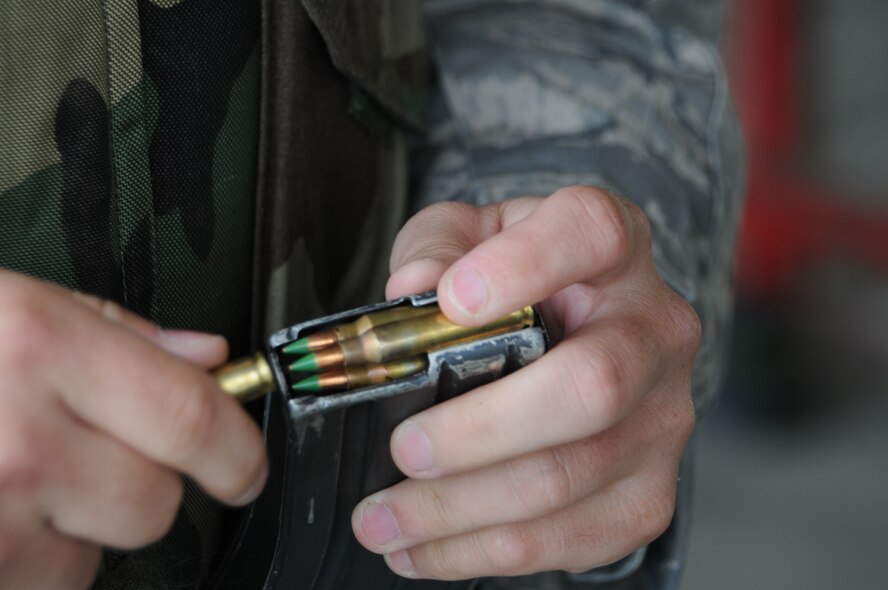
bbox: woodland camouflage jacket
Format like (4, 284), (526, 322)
(0, 0), (743, 589)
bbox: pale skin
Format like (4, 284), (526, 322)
(352, 186), (699, 579)
(0, 185), (698, 587)
(0, 274), (268, 589)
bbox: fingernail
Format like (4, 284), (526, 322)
(160, 330), (225, 355)
(394, 421), (435, 474)
(360, 502), (401, 547)
(447, 267), (487, 316)
(386, 550), (417, 578)
(235, 462), (268, 506)
(388, 259), (449, 300)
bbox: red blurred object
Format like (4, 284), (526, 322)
(729, 0), (888, 301)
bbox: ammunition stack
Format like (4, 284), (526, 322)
(284, 304), (536, 393)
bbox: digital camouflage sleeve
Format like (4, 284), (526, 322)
(414, 0), (745, 417)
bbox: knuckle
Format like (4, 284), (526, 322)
(483, 526), (537, 574)
(674, 397), (697, 443)
(417, 241), (470, 267)
(641, 505), (675, 546)
(552, 186), (631, 270)
(630, 202), (653, 246)
(136, 478), (183, 545)
(563, 342), (624, 429)
(669, 297), (702, 353)
(615, 194), (652, 252)
(506, 449), (574, 515)
(0, 301), (56, 367)
(415, 483), (454, 534)
(544, 448), (576, 506)
(119, 472), (183, 547)
(415, 542), (454, 580)
(392, 201), (481, 269)
(0, 272), (27, 309)
(161, 380), (219, 463)
(630, 484), (676, 547)
(0, 427), (44, 494)
(640, 382), (695, 449)
(95, 299), (125, 324)
(562, 530), (603, 574)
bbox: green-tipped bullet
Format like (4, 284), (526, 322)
(291, 374), (321, 392)
(291, 357), (429, 394)
(282, 337), (314, 355)
(289, 353), (319, 373)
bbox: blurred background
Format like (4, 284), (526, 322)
(683, 1), (888, 588)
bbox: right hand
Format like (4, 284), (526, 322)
(0, 270), (268, 590)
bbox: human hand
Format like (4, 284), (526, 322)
(0, 271), (267, 589)
(351, 186), (699, 579)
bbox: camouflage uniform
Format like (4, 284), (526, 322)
(0, 0), (742, 589)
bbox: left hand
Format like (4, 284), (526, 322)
(351, 186), (699, 580)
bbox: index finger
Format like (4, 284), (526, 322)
(389, 318), (669, 478)
(44, 295), (267, 505)
(437, 186), (645, 326)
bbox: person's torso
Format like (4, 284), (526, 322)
(0, 1), (424, 587)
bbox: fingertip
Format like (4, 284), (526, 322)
(351, 501), (365, 544)
(353, 499), (402, 550)
(231, 457), (269, 506)
(391, 420), (436, 478)
(438, 265), (490, 326)
(385, 550), (418, 579)
(386, 259), (450, 300)
(206, 395), (269, 507)
(158, 331), (229, 368)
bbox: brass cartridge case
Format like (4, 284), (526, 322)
(311, 306), (535, 370)
(340, 305), (439, 341)
(213, 353), (275, 404)
(315, 305), (438, 352)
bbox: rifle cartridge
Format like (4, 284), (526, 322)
(292, 357), (428, 393)
(296, 306), (535, 372)
(283, 304), (438, 354)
